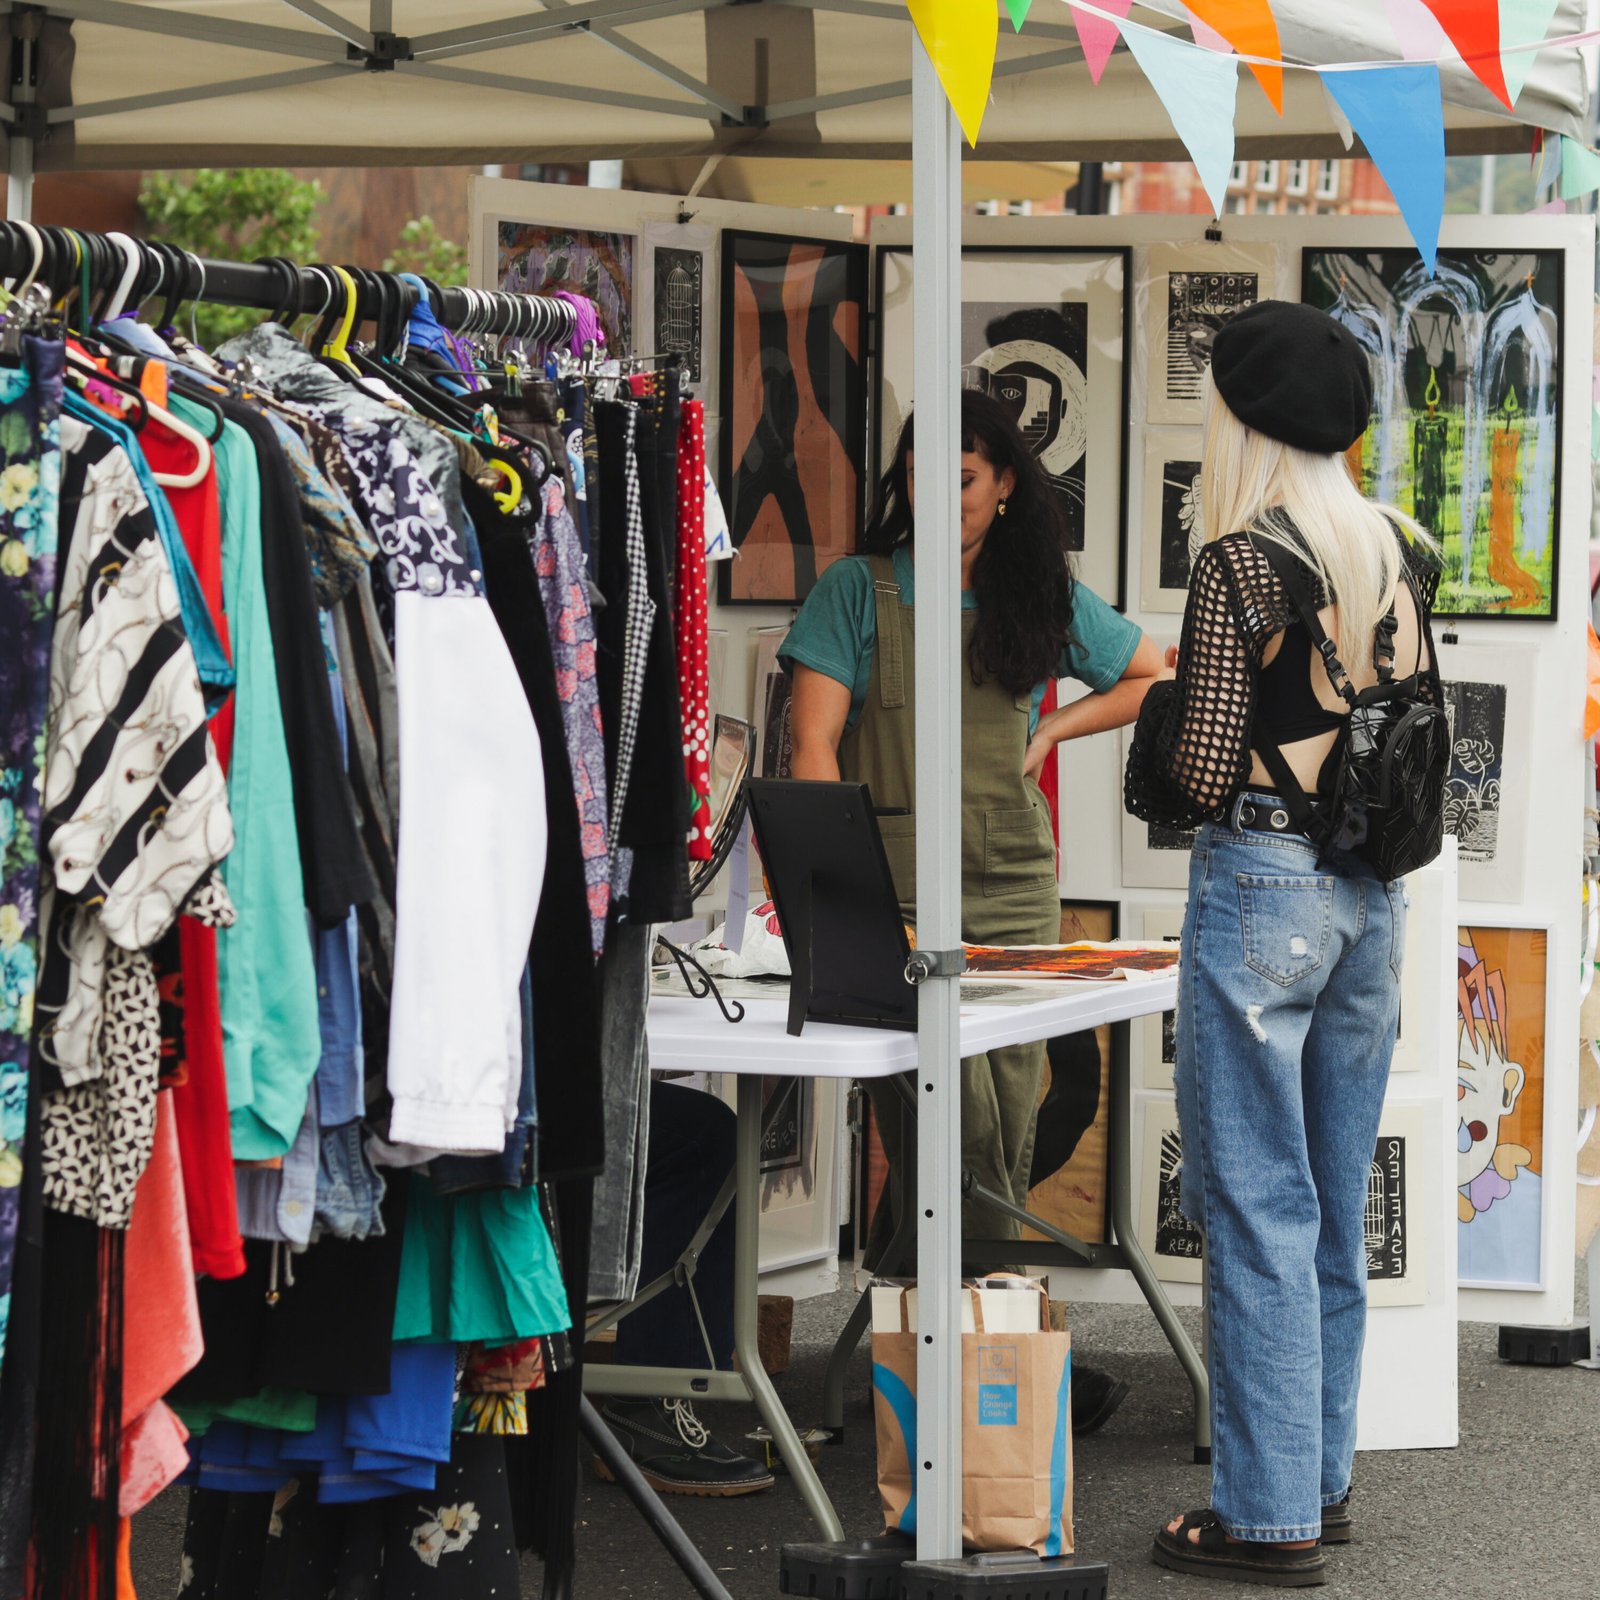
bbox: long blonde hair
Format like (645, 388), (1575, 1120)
(1199, 370), (1434, 658)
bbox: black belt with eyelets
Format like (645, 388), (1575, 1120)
(1235, 799), (1306, 837)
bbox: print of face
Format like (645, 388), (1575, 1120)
(1456, 1010), (1525, 1189)
(905, 449), (1017, 569)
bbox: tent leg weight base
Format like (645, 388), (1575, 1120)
(1497, 1323), (1591, 1365)
(780, 1535), (914, 1598)
(1193, 1445), (1212, 1465)
(898, 1552), (1111, 1600)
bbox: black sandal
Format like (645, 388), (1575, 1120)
(1151, 1509), (1327, 1587)
(1319, 1493), (1352, 1545)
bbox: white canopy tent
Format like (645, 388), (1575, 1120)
(0, 0), (1590, 196)
(3, 0), (1589, 1578)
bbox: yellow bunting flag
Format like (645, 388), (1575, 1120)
(906, 0), (1000, 147)
(1184, 0), (1284, 112)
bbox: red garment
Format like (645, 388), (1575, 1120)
(675, 401), (713, 860)
(121, 1094), (203, 1516)
(137, 425), (245, 1279)
(1036, 680), (1061, 872)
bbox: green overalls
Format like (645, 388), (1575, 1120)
(841, 556), (1061, 1247)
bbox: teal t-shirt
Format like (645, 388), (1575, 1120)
(778, 547), (1141, 734)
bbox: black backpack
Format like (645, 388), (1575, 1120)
(1252, 542), (1449, 882)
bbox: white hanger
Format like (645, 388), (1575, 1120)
(65, 346), (214, 490)
(6, 222), (43, 297)
(101, 233), (143, 321)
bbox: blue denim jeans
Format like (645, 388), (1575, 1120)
(1175, 796), (1405, 1541)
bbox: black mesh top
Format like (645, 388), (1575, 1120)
(1125, 525), (1442, 831)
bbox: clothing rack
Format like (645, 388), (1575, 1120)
(0, 221), (574, 342)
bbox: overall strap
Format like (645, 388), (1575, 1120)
(866, 553), (906, 710)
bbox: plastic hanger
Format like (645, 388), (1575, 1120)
(487, 454), (524, 513)
(3, 220), (43, 297)
(64, 348), (218, 491)
(319, 265), (360, 371)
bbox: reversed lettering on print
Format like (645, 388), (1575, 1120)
(1155, 1127), (1204, 1261)
(1166, 270), (1259, 403)
(1441, 680), (1505, 864)
(1365, 1134), (1408, 1281)
(654, 247), (703, 384)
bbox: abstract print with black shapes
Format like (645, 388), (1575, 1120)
(1159, 456), (1205, 592)
(723, 235), (866, 604)
(965, 301), (1089, 551)
(1441, 679), (1506, 865)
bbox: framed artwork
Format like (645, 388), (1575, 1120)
(1140, 430), (1206, 612)
(1366, 1103), (1427, 1308)
(719, 231), (868, 606)
(1435, 638), (1536, 905)
(1457, 924), (1548, 1290)
(1138, 1102), (1205, 1284)
(497, 221), (634, 353)
(1302, 248), (1563, 621)
(877, 246), (1130, 607)
(1136, 904), (1185, 1091)
(1024, 900), (1119, 1247)
(1145, 241), (1279, 425)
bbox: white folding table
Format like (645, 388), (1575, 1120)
(584, 970), (1198, 1543)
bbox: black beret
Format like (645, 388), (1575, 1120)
(1209, 300), (1374, 454)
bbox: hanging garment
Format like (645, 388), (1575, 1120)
(463, 479), (603, 1181)
(34, 417), (234, 1091)
(214, 396), (374, 928)
(526, 466), (610, 954)
(185, 403), (320, 1165)
(0, 332), (64, 1401)
(675, 399), (712, 860)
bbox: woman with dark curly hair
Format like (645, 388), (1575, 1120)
(780, 387), (1166, 1260)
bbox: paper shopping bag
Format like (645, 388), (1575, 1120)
(871, 1279), (1073, 1556)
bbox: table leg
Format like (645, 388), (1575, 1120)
(1106, 1019), (1211, 1460)
(734, 1074), (845, 1540)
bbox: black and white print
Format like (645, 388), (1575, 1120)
(1366, 1105), (1426, 1307)
(1141, 430), (1206, 613)
(1146, 242), (1279, 426)
(653, 247), (704, 383)
(1433, 639), (1535, 903)
(1365, 1132), (1408, 1284)
(1141, 1108), (1204, 1283)
(1137, 906), (1186, 1091)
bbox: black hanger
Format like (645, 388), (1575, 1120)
(153, 242), (192, 336)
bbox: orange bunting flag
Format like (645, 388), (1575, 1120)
(1587, 623), (1600, 742)
(1183, 0), (1283, 113)
(906, 0), (1000, 147)
(1418, 0), (1512, 107)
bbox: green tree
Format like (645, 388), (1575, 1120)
(138, 167), (324, 346)
(382, 216), (469, 289)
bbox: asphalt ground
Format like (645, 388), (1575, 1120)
(131, 1266), (1599, 1599)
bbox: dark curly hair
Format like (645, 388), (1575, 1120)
(862, 388), (1076, 696)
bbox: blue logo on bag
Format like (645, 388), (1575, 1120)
(977, 1345), (1018, 1425)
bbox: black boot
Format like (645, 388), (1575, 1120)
(595, 1398), (776, 1497)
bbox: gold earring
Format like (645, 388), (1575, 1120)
(997, 499), (1009, 517)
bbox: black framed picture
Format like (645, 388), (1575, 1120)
(875, 245), (1131, 610)
(718, 230), (869, 606)
(1302, 246), (1563, 621)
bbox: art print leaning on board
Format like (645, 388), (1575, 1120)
(497, 220), (634, 354)
(876, 246), (1129, 608)
(1140, 430), (1205, 613)
(1302, 247), (1562, 621)
(1433, 638), (1535, 905)
(1144, 240), (1279, 426)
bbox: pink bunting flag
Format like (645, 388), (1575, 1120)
(1382, 0), (1451, 60)
(1072, 0), (1133, 85)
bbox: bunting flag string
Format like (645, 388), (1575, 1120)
(898, 0), (1594, 267)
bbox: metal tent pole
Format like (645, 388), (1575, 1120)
(6, 13), (38, 223)
(910, 32), (963, 1566)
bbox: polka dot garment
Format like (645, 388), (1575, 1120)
(675, 400), (713, 861)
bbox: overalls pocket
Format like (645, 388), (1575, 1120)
(877, 812), (918, 909)
(983, 805), (1056, 899)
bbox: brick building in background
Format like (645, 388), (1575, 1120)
(966, 158), (1400, 220)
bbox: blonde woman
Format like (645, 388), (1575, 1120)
(1125, 302), (1441, 1587)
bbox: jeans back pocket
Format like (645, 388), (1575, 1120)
(1236, 873), (1334, 986)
